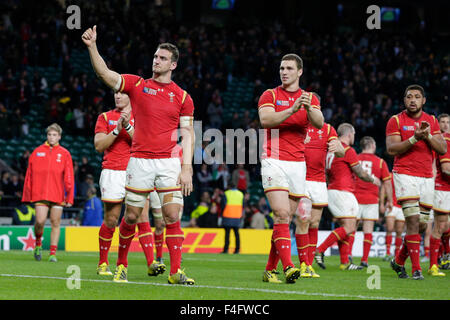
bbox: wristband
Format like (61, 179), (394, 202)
(125, 123), (132, 132)
(112, 128), (119, 136)
(408, 136), (418, 145)
(427, 133), (433, 140)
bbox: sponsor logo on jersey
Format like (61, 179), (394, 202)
(37, 152), (46, 157)
(56, 153), (62, 163)
(276, 100), (290, 106)
(143, 87), (157, 95)
(402, 125), (415, 131)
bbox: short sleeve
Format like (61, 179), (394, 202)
(119, 74), (143, 95)
(345, 147), (360, 167)
(327, 124), (338, 141)
(386, 116), (401, 137)
(94, 113), (108, 134)
(310, 93), (321, 110)
(380, 159), (391, 181)
(180, 91), (194, 116)
(431, 116), (441, 135)
(258, 89), (275, 110)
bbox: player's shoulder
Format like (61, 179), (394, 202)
(57, 145), (71, 155)
(443, 132), (450, 141)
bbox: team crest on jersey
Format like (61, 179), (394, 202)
(276, 100), (290, 106)
(143, 87), (157, 95)
(168, 92), (175, 103)
(37, 152), (46, 157)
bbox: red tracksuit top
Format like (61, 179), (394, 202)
(22, 142), (74, 205)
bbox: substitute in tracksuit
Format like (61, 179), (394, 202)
(22, 123), (74, 262)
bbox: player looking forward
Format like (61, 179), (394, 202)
(258, 53), (324, 283)
(386, 84), (446, 280)
(83, 26), (195, 285)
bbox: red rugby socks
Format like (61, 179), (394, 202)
(137, 222), (154, 266)
(99, 223), (115, 265)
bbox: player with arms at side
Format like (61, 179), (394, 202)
(352, 136), (392, 267)
(83, 26), (195, 284)
(386, 84), (446, 280)
(295, 92), (345, 278)
(428, 113), (450, 276)
(94, 91), (165, 277)
(258, 54), (324, 283)
(314, 123), (381, 271)
(22, 123), (74, 262)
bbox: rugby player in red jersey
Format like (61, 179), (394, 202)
(94, 92), (165, 277)
(386, 84), (447, 280)
(314, 123), (381, 271)
(22, 123), (74, 262)
(83, 26), (195, 284)
(351, 136), (392, 267)
(295, 93), (345, 278)
(258, 54), (324, 283)
(428, 113), (450, 276)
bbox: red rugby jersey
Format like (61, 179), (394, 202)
(435, 132), (450, 191)
(119, 74), (194, 159)
(386, 110), (440, 178)
(95, 108), (135, 171)
(355, 153), (391, 204)
(258, 86), (320, 161)
(304, 123), (338, 182)
(326, 143), (359, 193)
(22, 142), (74, 205)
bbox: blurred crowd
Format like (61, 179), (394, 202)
(0, 0), (449, 228)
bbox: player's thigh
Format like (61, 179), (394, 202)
(49, 205), (63, 226)
(362, 219), (375, 233)
(418, 177), (434, 211)
(34, 203), (49, 225)
(310, 207), (324, 227)
(327, 190), (359, 219)
(360, 204), (379, 222)
(100, 169), (126, 203)
(394, 220), (405, 235)
(154, 158), (183, 209)
(265, 190), (291, 219)
(385, 216), (395, 231)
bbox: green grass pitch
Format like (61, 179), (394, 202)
(0, 250), (448, 300)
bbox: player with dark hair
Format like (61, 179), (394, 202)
(386, 84), (447, 280)
(94, 91), (165, 277)
(314, 123), (381, 270)
(22, 123), (74, 262)
(258, 53), (324, 283)
(83, 26), (195, 284)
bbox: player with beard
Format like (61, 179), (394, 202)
(386, 84), (446, 280)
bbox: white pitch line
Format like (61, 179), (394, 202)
(0, 273), (414, 300)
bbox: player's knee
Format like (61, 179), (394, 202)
(104, 215), (118, 228)
(273, 208), (290, 223)
(401, 201), (420, 218)
(125, 191), (147, 208)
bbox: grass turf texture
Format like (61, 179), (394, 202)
(0, 250), (448, 300)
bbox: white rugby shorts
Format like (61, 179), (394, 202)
(125, 157), (182, 194)
(357, 204), (379, 221)
(433, 190), (450, 214)
(385, 206), (405, 222)
(261, 158), (306, 198)
(305, 180), (328, 208)
(393, 173), (434, 209)
(327, 189), (358, 219)
(99, 169), (126, 203)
